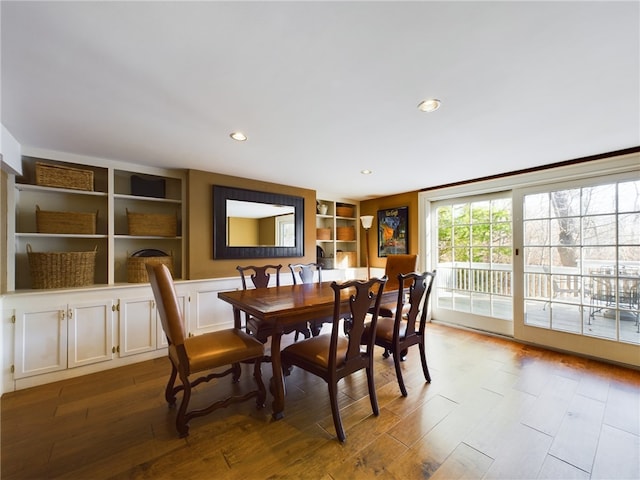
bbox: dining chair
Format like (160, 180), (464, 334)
(146, 263), (266, 438)
(352, 254), (418, 340)
(365, 270), (436, 397)
(237, 264), (311, 347)
(289, 262), (330, 337)
(281, 276), (388, 442)
(377, 254), (418, 318)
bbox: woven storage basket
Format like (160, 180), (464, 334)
(27, 244), (97, 289)
(36, 205), (97, 234)
(35, 162), (94, 191)
(127, 255), (173, 283)
(127, 209), (177, 237)
(316, 227), (331, 240)
(336, 205), (354, 217)
(336, 251), (357, 268)
(336, 226), (355, 241)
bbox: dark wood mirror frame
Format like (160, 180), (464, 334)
(212, 185), (305, 259)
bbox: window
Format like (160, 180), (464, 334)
(522, 178), (639, 344)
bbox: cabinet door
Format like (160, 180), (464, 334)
(14, 303), (67, 378)
(190, 287), (235, 335)
(157, 292), (188, 348)
(68, 299), (115, 368)
(118, 297), (156, 357)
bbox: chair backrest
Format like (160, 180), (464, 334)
(329, 276), (387, 371)
(146, 263), (186, 347)
(237, 264), (282, 290)
(289, 263), (322, 285)
(383, 254), (418, 291)
(396, 270), (436, 338)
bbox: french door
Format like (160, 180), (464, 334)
(516, 174), (639, 345)
(431, 193), (513, 335)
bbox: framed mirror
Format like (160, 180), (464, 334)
(212, 185), (304, 259)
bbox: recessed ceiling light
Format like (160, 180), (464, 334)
(230, 131), (247, 141)
(417, 99), (441, 112)
(361, 169), (372, 175)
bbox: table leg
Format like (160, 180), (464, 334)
(232, 307), (242, 330)
(269, 329), (286, 420)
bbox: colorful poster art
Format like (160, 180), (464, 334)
(377, 207), (408, 257)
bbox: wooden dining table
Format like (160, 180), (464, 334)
(218, 280), (392, 419)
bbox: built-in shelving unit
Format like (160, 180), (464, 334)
(10, 152), (185, 291)
(315, 199), (359, 269)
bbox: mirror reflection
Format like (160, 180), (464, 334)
(227, 200), (295, 247)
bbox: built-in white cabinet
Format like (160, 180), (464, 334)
(4, 278), (243, 390)
(118, 296), (157, 357)
(13, 297), (114, 378)
(67, 299), (115, 368)
(315, 199), (359, 269)
(13, 302), (68, 379)
(10, 149), (185, 291)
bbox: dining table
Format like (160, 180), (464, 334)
(218, 280), (393, 419)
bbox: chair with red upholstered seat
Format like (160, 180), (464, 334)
(146, 263), (266, 438)
(365, 270), (436, 397)
(281, 276), (387, 442)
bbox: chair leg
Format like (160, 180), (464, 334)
(253, 359), (267, 409)
(418, 342), (431, 383)
(310, 321), (323, 337)
(366, 364), (380, 416)
(175, 373), (192, 438)
(165, 362), (178, 407)
(328, 382), (346, 442)
(392, 350), (408, 397)
(232, 362), (241, 383)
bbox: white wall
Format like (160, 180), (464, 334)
(1, 124), (21, 175)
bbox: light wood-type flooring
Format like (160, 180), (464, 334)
(2, 322), (639, 479)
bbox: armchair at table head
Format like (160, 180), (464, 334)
(146, 263), (266, 438)
(281, 276), (388, 442)
(236, 264), (311, 345)
(364, 270), (436, 397)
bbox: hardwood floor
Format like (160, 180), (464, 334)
(2, 322), (639, 479)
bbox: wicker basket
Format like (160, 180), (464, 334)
(35, 162), (94, 191)
(127, 255), (173, 283)
(316, 227), (331, 240)
(36, 205), (97, 234)
(336, 226), (355, 241)
(336, 205), (354, 217)
(127, 209), (177, 237)
(336, 251), (357, 268)
(27, 244), (97, 289)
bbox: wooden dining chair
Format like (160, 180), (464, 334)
(377, 254), (418, 317)
(281, 276), (388, 442)
(237, 264), (311, 347)
(146, 263), (266, 438)
(365, 270), (436, 397)
(289, 262), (330, 337)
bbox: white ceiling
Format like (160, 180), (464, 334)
(2, 1), (638, 201)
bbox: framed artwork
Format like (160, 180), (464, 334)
(377, 206), (408, 257)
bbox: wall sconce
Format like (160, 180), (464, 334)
(360, 215), (374, 279)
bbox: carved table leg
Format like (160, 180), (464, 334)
(270, 329), (286, 420)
